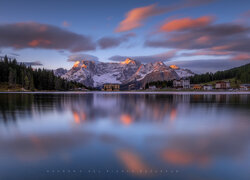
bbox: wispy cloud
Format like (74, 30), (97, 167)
(115, 4), (168, 33)
(22, 61), (43, 66)
(9, 52), (20, 57)
(160, 16), (214, 32)
(180, 49), (232, 56)
(165, 59), (250, 73)
(109, 50), (177, 63)
(0, 22), (96, 52)
(231, 53), (250, 60)
(67, 54), (99, 62)
(97, 33), (135, 49)
(115, 0), (214, 32)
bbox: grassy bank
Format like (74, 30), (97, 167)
(0, 82), (26, 92)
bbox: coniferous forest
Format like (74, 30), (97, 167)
(0, 55), (87, 91)
(190, 63), (250, 84)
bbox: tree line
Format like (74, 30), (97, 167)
(190, 63), (250, 84)
(0, 55), (87, 91)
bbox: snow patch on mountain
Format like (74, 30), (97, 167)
(93, 73), (121, 87)
(175, 69), (194, 78)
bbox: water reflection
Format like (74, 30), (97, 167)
(0, 93), (249, 180)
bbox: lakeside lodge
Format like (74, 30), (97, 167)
(215, 81), (231, 89)
(173, 78), (190, 89)
(240, 84), (250, 91)
(102, 84), (120, 91)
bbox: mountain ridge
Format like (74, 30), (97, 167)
(54, 58), (195, 88)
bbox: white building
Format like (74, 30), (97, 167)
(148, 85), (157, 90)
(173, 79), (190, 89)
(203, 84), (213, 91)
(215, 81), (230, 89)
(240, 84), (250, 91)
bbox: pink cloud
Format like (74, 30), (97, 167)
(160, 16), (213, 32)
(195, 35), (211, 44)
(115, 0), (214, 32)
(232, 53), (250, 60)
(28, 39), (52, 47)
(115, 4), (166, 33)
(211, 44), (237, 51)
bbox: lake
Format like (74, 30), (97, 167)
(0, 92), (249, 180)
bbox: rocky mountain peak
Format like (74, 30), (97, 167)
(152, 61), (169, 71)
(169, 65), (180, 70)
(120, 58), (138, 65)
(73, 61), (81, 68)
(73, 60), (96, 69)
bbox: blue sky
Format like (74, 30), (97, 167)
(0, 0), (250, 71)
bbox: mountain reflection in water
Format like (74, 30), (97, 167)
(0, 93), (249, 180)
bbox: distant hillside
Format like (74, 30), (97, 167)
(0, 55), (88, 91)
(190, 63), (250, 84)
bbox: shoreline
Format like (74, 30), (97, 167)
(1, 91), (250, 95)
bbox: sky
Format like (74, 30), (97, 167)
(0, 0), (250, 72)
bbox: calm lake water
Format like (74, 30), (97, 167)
(0, 93), (249, 180)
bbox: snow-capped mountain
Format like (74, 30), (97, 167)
(169, 65), (195, 78)
(55, 58), (194, 88)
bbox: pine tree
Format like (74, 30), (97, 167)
(24, 75), (30, 90)
(55, 78), (62, 90)
(8, 68), (16, 87)
(29, 73), (34, 91)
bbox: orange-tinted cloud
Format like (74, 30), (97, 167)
(160, 16), (213, 32)
(115, 0), (214, 32)
(195, 35), (211, 44)
(232, 53), (250, 60)
(115, 4), (166, 32)
(28, 39), (51, 47)
(211, 44), (236, 51)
